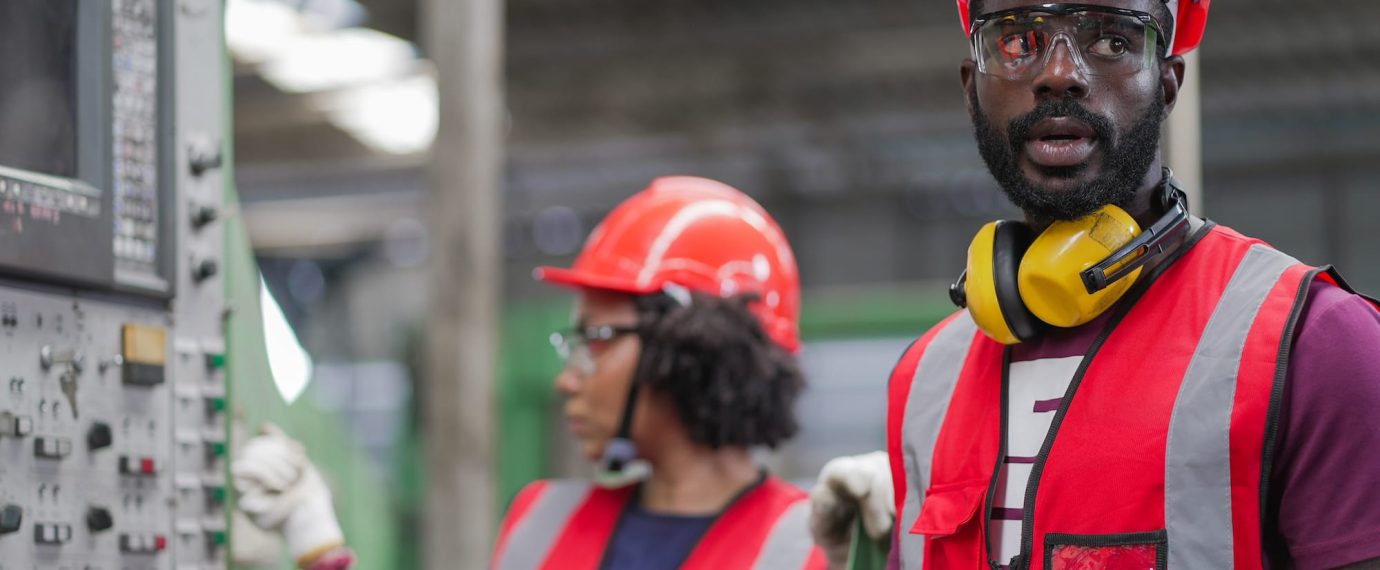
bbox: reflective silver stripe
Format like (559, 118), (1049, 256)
(898, 313), (980, 570)
(1165, 245), (1297, 569)
(751, 498), (815, 570)
(495, 480), (592, 570)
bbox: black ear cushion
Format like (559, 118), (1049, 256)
(991, 221), (1046, 342)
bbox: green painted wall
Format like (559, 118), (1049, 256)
(221, 30), (409, 564)
(224, 197), (408, 568)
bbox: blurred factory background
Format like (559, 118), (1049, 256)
(225, 0), (1380, 566)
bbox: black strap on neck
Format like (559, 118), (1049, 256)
(600, 378), (641, 473)
(1079, 169), (1192, 294)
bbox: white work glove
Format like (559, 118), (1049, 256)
(809, 451), (895, 569)
(232, 423), (345, 568)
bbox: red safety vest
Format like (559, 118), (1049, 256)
(491, 475), (827, 570)
(886, 226), (1350, 570)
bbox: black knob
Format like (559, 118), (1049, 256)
(191, 205), (219, 228)
(86, 507), (113, 533)
(193, 259), (218, 282)
(88, 422), (113, 450)
(189, 148), (223, 177)
(0, 504), (21, 534)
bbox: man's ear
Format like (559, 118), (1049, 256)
(961, 59), (978, 115)
(1161, 55), (1186, 116)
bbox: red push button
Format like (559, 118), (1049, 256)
(121, 532), (167, 554)
(120, 455), (159, 476)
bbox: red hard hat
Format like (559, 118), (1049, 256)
(534, 176), (802, 353)
(955, 0), (1211, 56)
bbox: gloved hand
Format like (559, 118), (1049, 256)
(232, 423), (346, 569)
(809, 451), (895, 569)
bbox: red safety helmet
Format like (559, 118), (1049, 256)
(956, 0), (1211, 56)
(534, 176), (802, 353)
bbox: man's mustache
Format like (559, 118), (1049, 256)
(1007, 101), (1115, 150)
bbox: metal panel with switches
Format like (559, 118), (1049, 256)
(0, 0), (230, 567)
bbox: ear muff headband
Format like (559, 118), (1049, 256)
(1081, 191), (1189, 294)
(993, 221), (1044, 342)
(954, 178), (1192, 343)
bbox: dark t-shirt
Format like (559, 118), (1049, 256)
(599, 500), (716, 570)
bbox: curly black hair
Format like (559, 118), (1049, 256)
(631, 291), (803, 450)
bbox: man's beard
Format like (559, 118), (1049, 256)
(970, 92), (1164, 222)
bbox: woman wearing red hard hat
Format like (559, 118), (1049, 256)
(490, 176), (826, 570)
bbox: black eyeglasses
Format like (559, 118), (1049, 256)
(970, 3), (1167, 81)
(549, 324), (641, 376)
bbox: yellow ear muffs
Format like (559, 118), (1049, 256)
(964, 220), (1045, 344)
(1018, 205), (1144, 328)
(955, 175), (1192, 343)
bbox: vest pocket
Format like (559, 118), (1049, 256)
(909, 480), (986, 537)
(1044, 530), (1167, 570)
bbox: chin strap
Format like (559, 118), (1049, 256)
(595, 364), (644, 487)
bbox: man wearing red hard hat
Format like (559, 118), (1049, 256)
(491, 177), (826, 569)
(809, 1), (1380, 569)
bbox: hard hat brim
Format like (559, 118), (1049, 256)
(532, 266), (658, 296)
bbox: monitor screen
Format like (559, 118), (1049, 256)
(0, 0), (78, 179)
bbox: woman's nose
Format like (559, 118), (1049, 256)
(554, 366), (583, 396)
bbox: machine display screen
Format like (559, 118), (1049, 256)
(0, 0), (78, 179)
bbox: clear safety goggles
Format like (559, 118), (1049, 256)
(549, 323), (640, 377)
(971, 3), (1166, 81)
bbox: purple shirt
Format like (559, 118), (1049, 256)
(886, 279), (1380, 569)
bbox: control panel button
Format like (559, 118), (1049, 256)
(192, 259), (219, 282)
(120, 455), (159, 476)
(121, 324), (167, 386)
(0, 412), (33, 437)
(205, 352), (227, 371)
(0, 504), (21, 534)
(33, 522), (72, 545)
(206, 528), (228, 548)
(206, 395), (227, 413)
(88, 421), (114, 450)
(191, 204), (219, 228)
(86, 507), (114, 532)
(207, 484), (226, 505)
(34, 437), (72, 459)
(188, 144), (223, 177)
(120, 532), (167, 553)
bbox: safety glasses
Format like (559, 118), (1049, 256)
(970, 3), (1166, 81)
(549, 323), (641, 377)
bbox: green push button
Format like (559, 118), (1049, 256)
(208, 529), (227, 546)
(208, 441), (227, 457)
(206, 396), (226, 413)
(208, 485), (226, 504)
(206, 352), (227, 370)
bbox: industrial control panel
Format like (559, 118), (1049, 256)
(0, 0), (230, 568)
